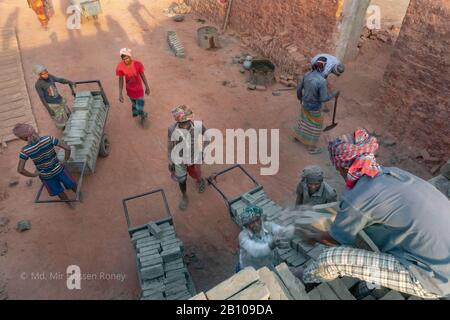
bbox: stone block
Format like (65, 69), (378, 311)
(328, 278), (356, 300)
(313, 283), (339, 300)
(147, 222), (163, 238)
(274, 263), (309, 300)
(307, 244), (326, 260)
(206, 267), (260, 300)
(229, 281), (270, 300)
(257, 267), (291, 300)
(341, 277), (359, 289)
(190, 292), (208, 300)
(140, 264), (164, 281)
(380, 290), (405, 300)
(165, 283), (188, 296)
(166, 268), (188, 279)
(161, 246), (182, 263)
(286, 253), (307, 267)
(164, 262), (185, 273)
(141, 292), (165, 300)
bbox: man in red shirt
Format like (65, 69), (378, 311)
(116, 48), (151, 123)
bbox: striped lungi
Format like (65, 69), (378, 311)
(293, 106), (324, 147)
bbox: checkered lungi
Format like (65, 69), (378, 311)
(303, 246), (440, 299)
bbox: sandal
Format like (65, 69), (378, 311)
(196, 178), (206, 193)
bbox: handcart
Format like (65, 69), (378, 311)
(34, 80), (110, 204)
(71, 0), (102, 21)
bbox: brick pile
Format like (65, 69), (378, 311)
(167, 31), (185, 58)
(58, 91), (107, 173)
(130, 221), (195, 300)
(428, 160), (450, 200)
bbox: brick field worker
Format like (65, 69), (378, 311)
(27, 0), (54, 29)
(33, 64), (75, 130)
(296, 165), (337, 206)
(13, 123), (78, 208)
(238, 205), (295, 272)
(310, 53), (345, 79)
(293, 57), (340, 155)
(168, 105), (208, 210)
(116, 48), (151, 123)
(296, 128), (450, 299)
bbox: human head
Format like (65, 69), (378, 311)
(33, 64), (48, 79)
(328, 128), (381, 189)
(12, 123), (39, 143)
(120, 48), (132, 65)
(333, 62), (345, 76)
(172, 105), (193, 124)
(312, 56), (327, 73)
(241, 205), (263, 233)
(302, 165), (324, 194)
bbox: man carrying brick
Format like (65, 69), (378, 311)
(168, 105), (208, 210)
(13, 123), (77, 208)
(296, 165), (337, 206)
(297, 128), (450, 299)
(34, 64), (75, 130)
(116, 48), (151, 124)
(310, 53), (345, 79)
(238, 205), (296, 272)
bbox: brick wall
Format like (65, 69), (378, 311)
(187, 0), (342, 75)
(379, 0), (450, 159)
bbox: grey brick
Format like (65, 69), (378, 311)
(140, 264), (164, 281)
(164, 262), (185, 273)
(166, 268), (187, 279)
(165, 284), (188, 296)
(137, 249), (159, 258)
(141, 292), (165, 300)
(141, 256), (163, 268)
(162, 242), (182, 252)
(167, 290), (191, 300)
(307, 244), (326, 260)
(137, 243), (161, 252)
(328, 279), (356, 300)
(161, 246), (182, 263)
(286, 253), (307, 267)
(164, 273), (186, 284)
(148, 222), (163, 238)
(165, 258), (184, 267)
(380, 290), (405, 300)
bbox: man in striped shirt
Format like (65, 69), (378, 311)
(13, 123), (77, 207)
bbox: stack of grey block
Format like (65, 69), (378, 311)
(167, 31), (185, 58)
(131, 221), (195, 300)
(58, 91), (107, 173)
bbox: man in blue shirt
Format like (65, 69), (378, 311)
(297, 128), (450, 299)
(13, 123), (77, 208)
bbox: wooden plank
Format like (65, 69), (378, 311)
(274, 263), (309, 300)
(0, 108), (26, 121)
(228, 281), (270, 300)
(206, 267), (259, 300)
(257, 267), (291, 300)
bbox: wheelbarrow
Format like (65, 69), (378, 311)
(34, 80), (111, 204)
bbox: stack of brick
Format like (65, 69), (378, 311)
(58, 91), (107, 173)
(130, 221), (195, 300)
(167, 31), (185, 58)
(428, 160), (450, 200)
(190, 263), (309, 300)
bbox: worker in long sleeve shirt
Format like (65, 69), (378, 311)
(238, 205), (295, 271)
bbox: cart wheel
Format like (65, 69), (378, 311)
(99, 134), (110, 157)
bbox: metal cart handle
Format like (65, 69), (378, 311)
(207, 164), (260, 205)
(70, 80), (110, 108)
(122, 189), (172, 230)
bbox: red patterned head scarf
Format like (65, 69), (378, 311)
(328, 128), (381, 189)
(172, 105), (193, 123)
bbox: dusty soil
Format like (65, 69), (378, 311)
(0, 0), (429, 299)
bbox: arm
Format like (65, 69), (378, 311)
(168, 127), (176, 171)
(298, 229), (340, 247)
(295, 182), (304, 206)
(139, 72), (150, 95)
(52, 75), (72, 85)
(118, 76), (124, 103)
(318, 80), (337, 103)
(17, 159), (39, 178)
(296, 77), (305, 101)
(56, 140), (71, 162)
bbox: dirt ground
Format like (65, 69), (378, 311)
(0, 0), (428, 299)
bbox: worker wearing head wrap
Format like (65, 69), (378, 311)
(311, 53), (345, 78)
(294, 57), (339, 154)
(237, 205), (295, 272)
(295, 128), (450, 299)
(13, 124), (77, 208)
(295, 165), (337, 206)
(168, 105), (209, 210)
(33, 64), (75, 130)
(116, 48), (151, 123)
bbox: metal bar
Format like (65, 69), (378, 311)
(34, 162), (87, 203)
(122, 189), (173, 230)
